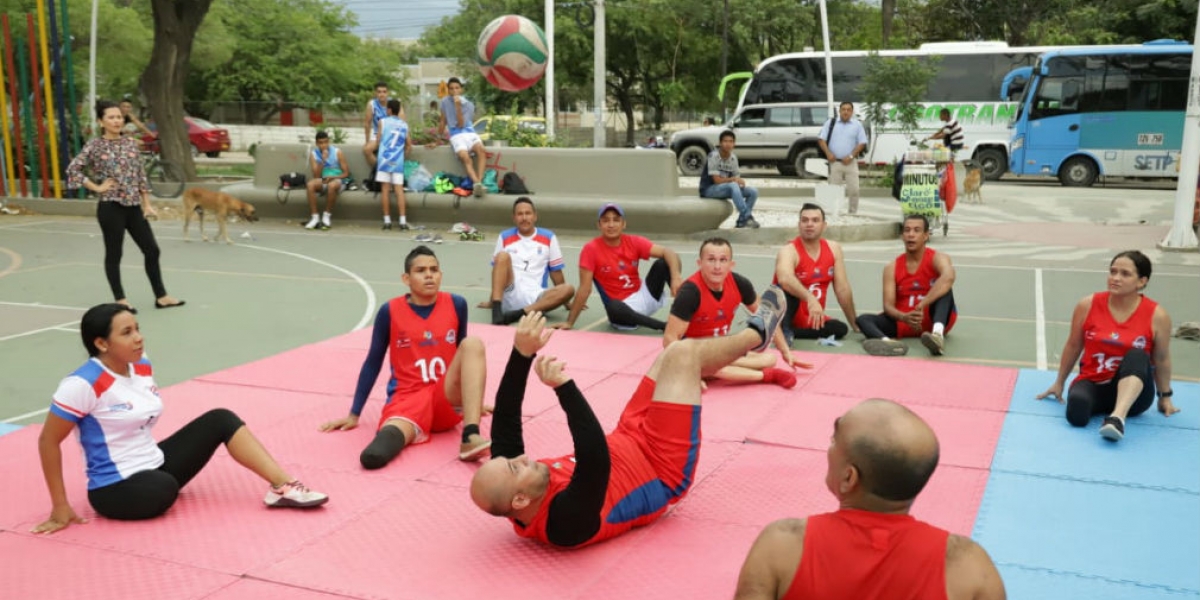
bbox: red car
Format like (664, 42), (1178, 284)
(142, 117), (231, 158)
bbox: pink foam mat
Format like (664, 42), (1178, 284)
(252, 479), (657, 600)
(0, 532), (238, 600)
(746, 392), (1007, 469)
(198, 344), (389, 400)
(799, 355), (1017, 412)
(674, 443), (986, 536)
(201, 579), (358, 599)
(151, 379), (350, 433)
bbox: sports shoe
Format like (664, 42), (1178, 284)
(920, 331), (945, 356)
(382, 222), (392, 231)
(303, 215), (320, 230)
(863, 339), (908, 356)
(431, 234), (444, 244)
(745, 216), (761, 229)
(414, 233), (435, 243)
(399, 222), (411, 231)
(264, 480), (328, 508)
(748, 285), (785, 352)
(473, 183), (485, 198)
(1099, 416), (1125, 442)
(610, 322), (638, 331)
(320, 214), (332, 230)
(459, 435), (492, 461)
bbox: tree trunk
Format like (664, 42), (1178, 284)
(141, 0), (214, 181)
(881, 0), (895, 47)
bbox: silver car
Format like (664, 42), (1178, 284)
(669, 102), (835, 177)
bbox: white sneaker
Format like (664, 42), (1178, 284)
(920, 331), (945, 356)
(264, 480), (328, 508)
(320, 214), (332, 230)
(303, 215), (320, 230)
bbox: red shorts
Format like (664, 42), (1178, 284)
(378, 384), (462, 443)
(612, 376), (702, 496)
(895, 309), (957, 339)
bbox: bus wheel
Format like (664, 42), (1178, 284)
(676, 146), (708, 176)
(1059, 156), (1098, 187)
(975, 148), (1006, 181)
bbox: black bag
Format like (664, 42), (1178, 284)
(279, 172), (306, 189)
(363, 168), (382, 193)
(891, 161), (905, 201)
(501, 171), (529, 195)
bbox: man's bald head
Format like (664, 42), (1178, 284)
(831, 398), (940, 504)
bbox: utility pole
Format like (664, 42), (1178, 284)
(545, 0), (555, 139)
(1159, 13), (1200, 250)
(720, 0), (729, 120)
(593, 0), (606, 148)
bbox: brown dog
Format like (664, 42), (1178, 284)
(182, 188), (258, 244)
(962, 167), (983, 204)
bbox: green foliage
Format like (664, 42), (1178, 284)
(326, 125), (348, 144)
(859, 52), (939, 161)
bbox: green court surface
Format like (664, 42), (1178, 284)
(2, 215), (1197, 428)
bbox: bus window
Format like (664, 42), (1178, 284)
(1030, 77), (1081, 118)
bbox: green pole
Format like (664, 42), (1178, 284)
(59, 0), (82, 196)
(16, 39), (38, 197)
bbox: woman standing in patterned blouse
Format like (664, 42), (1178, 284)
(66, 101), (184, 312)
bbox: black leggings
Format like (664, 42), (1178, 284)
(782, 293), (850, 340)
(97, 201), (168, 300)
(1066, 349), (1155, 427)
(856, 290), (957, 339)
(87, 409), (245, 520)
(604, 258), (670, 331)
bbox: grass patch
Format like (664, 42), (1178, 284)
(196, 164), (255, 178)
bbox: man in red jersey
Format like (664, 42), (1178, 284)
(734, 398), (1006, 600)
(665, 237), (808, 388)
(554, 203), (682, 331)
(471, 286), (787, 548)
(774, 203), (859, 344)
(319, 246), (492, 468)
(855, 214), (957, 357)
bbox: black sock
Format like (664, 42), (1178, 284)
(360, 427), (406, 470)
(462, 423), (480, 443)
(502, 309), (525, 325)
(491, 302), (504, 325)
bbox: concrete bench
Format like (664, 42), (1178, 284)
(221, 143), (732, 233)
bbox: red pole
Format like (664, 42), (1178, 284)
(27, 14), (50, 197)
(3, 15), (27, 196)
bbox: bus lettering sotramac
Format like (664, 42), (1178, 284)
(1004, 41), (1191, 187)
(740, 42), (1147, 180)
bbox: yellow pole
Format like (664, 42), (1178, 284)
(0, 41), (16, 194)
(36, 0), (61, 198)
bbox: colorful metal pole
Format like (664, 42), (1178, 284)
(37, 0), (63, 198)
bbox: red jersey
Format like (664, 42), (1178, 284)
(511, 433), (669, 548)
(775, 238), (835, 328)
(386, 293), (459, 398)
(894, 248), (942, 313)
(579, 234), (654, 302)
(683, 271), (742, 338)
(783, 509), (948, 600)
(1077, 292), (1158, 384)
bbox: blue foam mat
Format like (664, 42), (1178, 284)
(1009, 370), (1200, 430)
(0, 423), (21, 437)
(998, 564), (1200, 600)
(992, 412), (1200, 493)
(973, 471), (1200, 594)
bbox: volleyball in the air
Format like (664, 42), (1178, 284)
(476, 15), (548, 92)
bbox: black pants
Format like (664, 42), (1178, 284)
(1066, 349), (1155, 427)
(604, 258), (669, 331)
(97, 201), (168, 300)
(856, 290), (956, 339)
(782, 292), (850, 340)
(88, 409), (245, 520)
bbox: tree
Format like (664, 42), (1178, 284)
(141, 0), (214, 180)
(858, 51), (940, 163)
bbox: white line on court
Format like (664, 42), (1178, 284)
(240, 244), (377, 331)
(0, 300), (91, 311)
(0, 219), (57, 230)
(2, 406), (48, 424)
(1035, 268), (1047, 370)
(0, 320), (79, 342)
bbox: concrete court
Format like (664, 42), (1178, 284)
(1, 179), (1198, 430)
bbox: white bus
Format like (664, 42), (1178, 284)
(740, 42), (1146, 179)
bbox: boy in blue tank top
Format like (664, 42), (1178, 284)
(376, 99), (413, 231)
(304, 130), (350, 230)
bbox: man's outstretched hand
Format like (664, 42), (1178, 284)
(515, 311), (554, 357)
(534, 355), (571, 388)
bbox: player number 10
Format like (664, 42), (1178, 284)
(415, 357), (447, 383)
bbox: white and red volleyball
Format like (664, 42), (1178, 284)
(476, 15), (548, 92)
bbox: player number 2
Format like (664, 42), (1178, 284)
(619, 274), (634, 289)
(415, 357), (447, 383)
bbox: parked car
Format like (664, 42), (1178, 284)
(142, 117), (231, 158)
(670, 102), (859, 177)
(473, 115), (548, 144)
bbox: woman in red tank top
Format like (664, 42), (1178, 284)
(1038, 251), (1179, 442)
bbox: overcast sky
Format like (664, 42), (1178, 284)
(342, 0), (460, 39)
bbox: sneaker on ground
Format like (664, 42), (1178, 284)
(473, 184), (485, 198)
(459, 436), (492, 461)
(382, 222), (392, 231)
(399, 222), (411, 231)
(431, 234), (444, 244)
(319, 223), (330, 231)
(264, 480), (328, 508)
(303, 216), (320, 230)
(414, 233), (435, 243)
(745, 216), (761, 229)
(920, 331), (945, 356)
(1099, 416), (1125, 442)
(749, 285), (786, 352)
(863, 338), (908, 356)
(610, 322), (638, 331)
